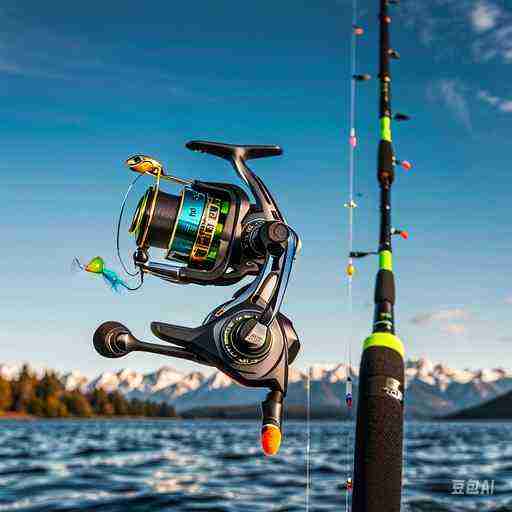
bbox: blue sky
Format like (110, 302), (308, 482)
(1, 0), (511, 377)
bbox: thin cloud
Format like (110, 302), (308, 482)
(441, 323), (467, 335)
(0, 9), (185, 89)
(411, 308), (471, 325)
(500, 101), (512, 112)
(427, 79), (472, 130)
(403, 0), (512, 64)
(470, 2), (512, 63)
(477, 89), (512, 113)
(471, 1), (501, 33)
(411, 308), (471, 336)
(478, 89), (500, 106)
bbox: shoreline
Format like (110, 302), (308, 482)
(0, 413), (180, 421)
(1, 414), (508, 422)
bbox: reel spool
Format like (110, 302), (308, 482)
(129, 186), (228, 270)
(93, 141), (301, 455)
(122, 143), (286, 286)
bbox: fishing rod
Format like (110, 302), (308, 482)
(349, 0), (412, 510)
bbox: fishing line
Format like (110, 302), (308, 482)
(344, 0), (362, 508)
(116, 173), (144, 277)
(305, 365), (312, 511)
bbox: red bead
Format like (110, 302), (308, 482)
(401, 160), (412, 171)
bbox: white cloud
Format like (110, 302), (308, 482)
(477, 89), (512, 113)
(411, 308), (471, 336)
(500, 101), (512, 112)
(478, 89), (500, 106)
(471, 1), (501, 33)
(427, 79), (472, 130)
(441, 323), (467, 335)
(403, 0), (512, 64)
(411, 308), (471, 325)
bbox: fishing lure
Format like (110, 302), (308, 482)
(74, 256), (137, 292)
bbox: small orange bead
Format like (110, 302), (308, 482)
(261, 425), (281, 456)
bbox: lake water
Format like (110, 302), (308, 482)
(0, 420), (510, 511)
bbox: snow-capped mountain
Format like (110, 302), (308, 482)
(145, 371), (205, 404)
(403, 358), (512, 417)
(62, 371), (89, 392)
(87, 366), (185, 396)
(87, 369), (142, 394)
(140, 366), (185, 393)
(173, 371), (266, 412)
(2, 358), (512, 418)
(0, 363), (20, 381)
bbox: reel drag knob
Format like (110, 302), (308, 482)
(221, 314), (272, 365)
(237, 318), (268, 352)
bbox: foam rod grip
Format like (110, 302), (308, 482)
(352, 345), (404, 512)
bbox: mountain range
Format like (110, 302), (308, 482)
(2, 358), (511, 419)
(447, 389), (512, 420)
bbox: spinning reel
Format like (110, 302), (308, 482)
(93, 141), (300, 455)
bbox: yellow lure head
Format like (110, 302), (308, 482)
(85, 256), (105, 274)
(125, 155), (165, 177)
(346, 263), (355, 277)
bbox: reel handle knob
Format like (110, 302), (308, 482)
(93, 321), (134, 358)
(261, 390), (283, 456)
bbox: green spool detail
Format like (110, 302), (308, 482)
(363, 332), (404, 359)
(206, 243), (219, 265)
(379, 250), (393, 271)
(380, 116), (392, 142)
(220, 200), (230, 215)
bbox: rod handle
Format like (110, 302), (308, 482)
(352, 343), (404, 512)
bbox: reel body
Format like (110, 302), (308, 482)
(93, 141), (300, 455)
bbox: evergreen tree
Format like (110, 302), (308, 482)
(89, 389), (114, 416)
(110, 391), (129, 416)
(27, 397), (45, 416)
(0, 364), (177, 418)
(64, 391), (94, 417)
(36, 371), (64, 401)
(0, 377), (13, 412)
(12, 364), (37, 412)
(128, 398), (145, 416)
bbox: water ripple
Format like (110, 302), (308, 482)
(0, 420), (510, 511)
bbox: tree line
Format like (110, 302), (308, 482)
(0, 364), (177, 418)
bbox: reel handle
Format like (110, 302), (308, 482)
(93, 321), (213, 365)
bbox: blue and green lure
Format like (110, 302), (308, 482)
(74, 256), (132, 292)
